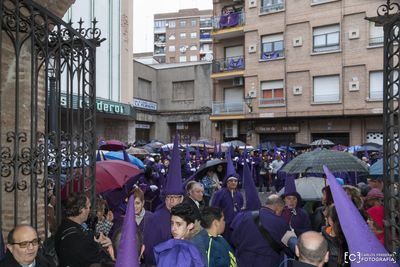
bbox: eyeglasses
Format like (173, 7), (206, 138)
(12, 238), (41, 248)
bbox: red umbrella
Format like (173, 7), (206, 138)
(96, 160), (142, 193)
(99, 139), (128, 151)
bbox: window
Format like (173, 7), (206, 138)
(313, 75), (340, 103)
(191, 32), (197, 38)
(172, 80), (194, 100)
(154, 20), (166, 29)
(261, 0), (284, 13)
(191, 20), (197, 27)
(201, 43), (211, 52)
(313, 24), (340, 52)
(261, 34), (284, 60)
(169, 34), (176, 40)
(190, 55), (198, 61)
(190, 45), (197, 51)
(260, 80), (285, 106)
(138, 78), (152, 100)
(369, 22), (383, 46)
(180, 33), (186, 39)
(169, 45), (175, 52)
(169, 20), (176, 28)
(179, 56), (187, 62)
(180, 20), (186, 27)
(369, 71), (383, 100)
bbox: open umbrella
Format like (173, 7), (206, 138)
(221, 140), (246, 148)
(104, 151), (145, 169)
(289, 142), (310, 150)
(359, 142), (382, 152)
(310, 139), (335, 146)
(126, 147), (149, 156)
(99, 139), (128, 151)
(190, 159), (227, 181)
(278, 177), (326, 201)
(146, 141), (164, 149)
(281, 149), (368, 174)
(96, 160), (142, 193)
(331, 145), (348, 151)
(367, 158), (399, 180)
(190, 140), (214, 149)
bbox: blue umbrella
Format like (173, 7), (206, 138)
(105, 151), (145, 169)
(368, 158), (399, 180)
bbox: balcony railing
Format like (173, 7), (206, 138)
(369, 36), (384, 46)
(260, 2), (284, 13)
(213, 11), (245, 31)
(259, 97), (285, 107)
(200, 21), (213, 28)
(212, 56), (245, 73)
(154, 48), (165, 55)
(200, 33), (212, 39)
(212, 101), (245, 114)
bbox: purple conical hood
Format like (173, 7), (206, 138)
(213, 140), (218, 158)
(185, 144), (191, 163)
(223, 150), (240, 185)
(115, 195), (139, 267)
(202, 142), (209, 159)
(323, 165), (397, 267)
(164, 135), (184, 195)
(242, 160), (261, 210)
(284, 174), (297, 196)
(195, 146), (201, 159)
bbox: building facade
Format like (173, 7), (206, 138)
(210, 0), (385, 146)
(154, 8), (213, 64)
(64, 0), (135, 142)
(133, 59), (213, 143)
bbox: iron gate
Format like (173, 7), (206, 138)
(0, 0), (103, 237)
(367, 0), (400, 253)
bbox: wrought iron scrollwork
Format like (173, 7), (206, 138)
(377, 0), (400, 16)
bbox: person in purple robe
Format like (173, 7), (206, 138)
(211, 174), (243, 245)
(231, 194), (293, 267)
(143, 135), (184, 266)
(280, 176), (311, 236)
(154, 203), (205, 267)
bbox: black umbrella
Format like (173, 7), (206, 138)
(281, 149), (368, 174)
(289, 142), (311, 150)
(191, 159), (227, 181)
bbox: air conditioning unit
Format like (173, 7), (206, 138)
(293, 86), (303, 95)
(233, 77), (244, 86)
(248, 44), (257, 53)
(248, 90), (257, 98)
(225, 121), (238, 138)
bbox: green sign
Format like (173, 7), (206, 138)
(60, 93), (133, 116)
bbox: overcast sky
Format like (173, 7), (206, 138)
(133, 0), (212, 53)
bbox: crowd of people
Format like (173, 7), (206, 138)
(0, 137), (398, 267)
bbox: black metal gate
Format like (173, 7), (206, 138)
(367, 0), (400, 253)
(0, 0), (102, 237)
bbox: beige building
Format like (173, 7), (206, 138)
(210, 0), (385, 146)
(154, 8), (213, 63)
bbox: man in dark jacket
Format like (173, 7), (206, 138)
(182, 181), (205, 220)
(0, 224), (51, 267)
(55, 193), (113, 267)
(293, 231), (329, 267)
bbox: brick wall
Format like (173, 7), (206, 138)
(1, 0), (75, 241)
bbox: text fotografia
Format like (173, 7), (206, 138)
(344, 252), (397, 264)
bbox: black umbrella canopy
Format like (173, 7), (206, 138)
(281, 149), (368, 174)
(192, 159), (227, 181)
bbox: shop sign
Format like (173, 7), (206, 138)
(255, 124), (299, 133)
(135, 123), (151, 129)
(60, 93), (133, 116)
(133, 98), (158, 111)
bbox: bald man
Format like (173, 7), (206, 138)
(0, 224), (52, 267)
(294, 231), (329, 267)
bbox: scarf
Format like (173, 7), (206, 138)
(135, 208), (146, 225)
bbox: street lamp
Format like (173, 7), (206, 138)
(244, 95), (253, 113)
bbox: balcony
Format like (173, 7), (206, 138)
(212, 101), (245, 115)
(200, 20), (213, 29)
(369, 36), (384, 46)
(154, 47), (165, 56)
(260, 2), (284, 14)
(212, 56), (245, 73)
(259, 97), (285, 107)
(212, 11), (245, 40)
(200, 33), (212, 42)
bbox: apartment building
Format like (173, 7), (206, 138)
(210, 0), (385, 146)
(154, 8), (213, 63)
